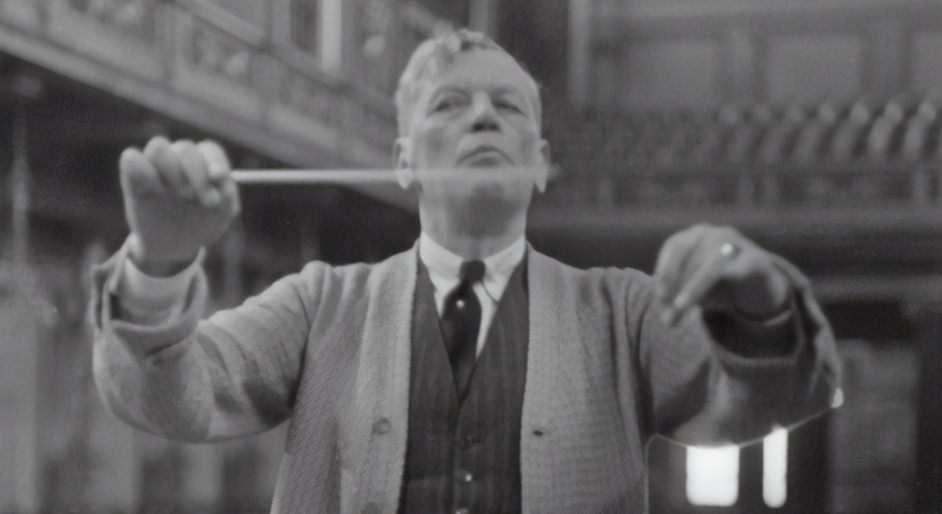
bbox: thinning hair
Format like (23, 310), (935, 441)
(393, 29), (542, 137)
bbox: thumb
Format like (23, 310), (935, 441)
(217, 176), (242, 219)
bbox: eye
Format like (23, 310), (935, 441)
(495, 99), (524, 114)
(432, 94), (467, 113)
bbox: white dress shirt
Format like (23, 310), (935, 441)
(116, 233), (527, 358)
(418, 232), (526, 358)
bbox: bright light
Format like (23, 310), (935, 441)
(763, 427), (789, 508)
(686, 445), (740, 506)
(831, 388), (844, 409)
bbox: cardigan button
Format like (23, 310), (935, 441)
(454, 508), (470, 514)
(456, 434), (481, 449)
(372, 418), (391, 435)
(455, 470), (474, 483)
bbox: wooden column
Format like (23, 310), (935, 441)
(83, 245), (139, 512)
(567, 0), (593, 110)
(469, 0), (499, 38)
(0, 111), (40, 513)
(182, 443), (221, 511)
(722, 26), (757, 104)
(916, 305), (942, 512)
(867, 20), (905, 100)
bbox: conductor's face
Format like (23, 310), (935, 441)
(395, 49), (549, 223)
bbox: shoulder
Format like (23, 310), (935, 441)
(528, 246), (653, 293)
(294, 246), (416, 289)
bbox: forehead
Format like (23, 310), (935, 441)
(422, 49), (537, 100)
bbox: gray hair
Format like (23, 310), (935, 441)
(393, 29), (542, 136)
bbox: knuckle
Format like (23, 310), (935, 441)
(199, 138), (221, 152)
(144, 136), (168, 156)
(171, 139), (196, 154)
(146, 135), (168, 148)
(719, 226), (741, 239)
(119, 149), (138, 170)
(664, 230), (686, 247)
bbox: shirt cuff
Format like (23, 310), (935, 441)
(112, 238), (205, 325)
(704, 294), (801, 359)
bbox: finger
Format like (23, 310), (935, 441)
(653, 227), (708, 306)
(717, 250), (791, 318)
(173, 140), (218, 207)
(218, 177), (241, 219)
(119, 147), (165, 196)
(198, 140), (231, 182)
(670, 247), (731, 317)
(144, 136), (193, 200)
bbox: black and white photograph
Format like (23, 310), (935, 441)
(0, 0), (937, 512)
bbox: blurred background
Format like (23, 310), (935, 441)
(0, 0), (940, 512)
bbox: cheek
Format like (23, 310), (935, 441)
(413, 117), (464, 165)
(516, 131), (541, 161)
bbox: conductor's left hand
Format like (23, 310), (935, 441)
(653, 224), (791, 327)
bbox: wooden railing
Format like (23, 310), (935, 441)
(0, 0), (398, 170)
(543, 162), (942, 212)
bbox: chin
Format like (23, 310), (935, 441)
(461, 189), (530, 221)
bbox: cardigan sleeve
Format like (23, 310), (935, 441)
(632, 255), (841, 446)
(90, 244), (329, 443)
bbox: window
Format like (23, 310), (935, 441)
(290, 0), (319, 55)
(685, 426), (791, 509)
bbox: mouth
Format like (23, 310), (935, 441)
(457, 146), (513, 167)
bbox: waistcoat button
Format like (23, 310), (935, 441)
(372, 418), (391, 435)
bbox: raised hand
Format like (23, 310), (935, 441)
(653, 224), (791, 327)
(120, 136), (241, 276)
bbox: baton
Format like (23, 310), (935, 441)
(230, 167), (547, 185)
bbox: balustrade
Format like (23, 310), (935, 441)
(0, 0), (399, 169)
(545, 98), (942, 212)
(63, 0), (157, 41)
(278, 67), (341, 126)
(5, 1), (942, 214)
(186, 15), (255, 87)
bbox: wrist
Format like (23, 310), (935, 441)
(128, 234), (201, 278)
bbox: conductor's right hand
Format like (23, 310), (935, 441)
(120, 136), (241, 277)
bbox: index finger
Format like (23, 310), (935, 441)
(653, 227), (707, 304)
(198, 140), (231, 182)
(670, 247), (730, 315)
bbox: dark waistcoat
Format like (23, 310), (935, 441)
(398, 258), (529, 514)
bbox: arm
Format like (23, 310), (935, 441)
(92, 243), (322, 442)
(637, 224), (841, 446)
(92, 136), (309, 442)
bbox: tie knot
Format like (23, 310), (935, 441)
(460, 260), (486, 283)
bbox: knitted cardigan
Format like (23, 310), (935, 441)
(91, 242), (840, 514)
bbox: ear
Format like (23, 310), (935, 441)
(392, 137), (416, 190)
(534, 139), (551, 194)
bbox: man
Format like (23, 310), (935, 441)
(92, 30), (840, 514)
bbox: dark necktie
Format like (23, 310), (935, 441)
(441, 260), (485, 401)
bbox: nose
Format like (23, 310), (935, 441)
(470, 94), (500, 132)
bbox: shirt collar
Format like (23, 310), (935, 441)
(419, 231), (526, 299)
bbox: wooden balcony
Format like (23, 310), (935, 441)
(529, 104), (942, 300)
(0, 0), (399, 188)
